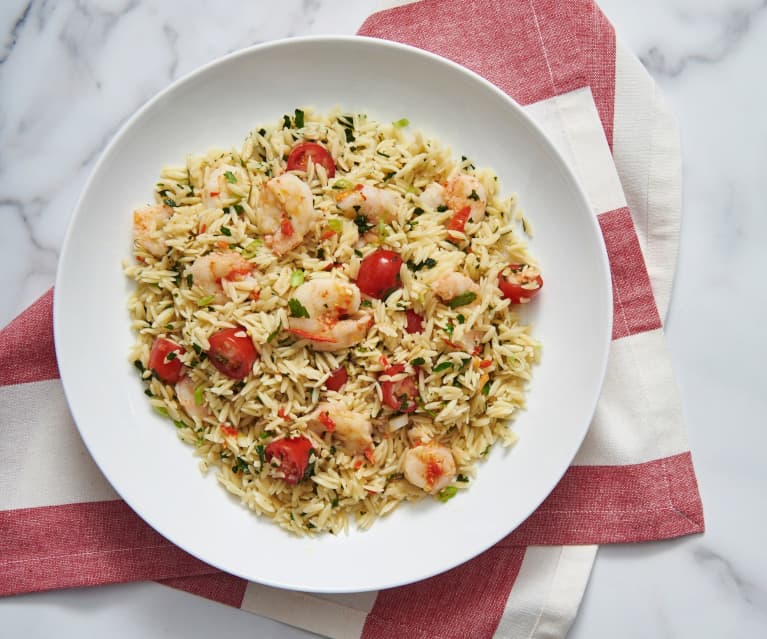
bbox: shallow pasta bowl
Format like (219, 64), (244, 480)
(54, 36), (612, 593)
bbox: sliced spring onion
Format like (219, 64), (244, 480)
(242, 238), (262, 258)
(327, 218), (343, 233)
(173, 420), (187, 429)
(393, 118), (410, 128)
(447, 291), (477, 308)
(437, 486), (458, 502)
(411, 357), (426, 366)
(197, 295), (215, 306)
(193, 385), (204, 406)
(332, 178), (353, 190)
(154, 406), (169, 417)
(290, 269), (305, 287)
(433, 361), (453, 372)
(224, 171), (237, 183)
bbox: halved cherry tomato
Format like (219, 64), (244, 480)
(325, 366), (348, 391)
(207, 326), (258, 379)
(356, 249), (402, 299)
(405, 309), (424, 334)
(497, 263), (543, 304)
(265, 436), (313, 484)
(380, 364), (419, 413)
(286, 142), (336, 177)
(148, 337), (184, 384)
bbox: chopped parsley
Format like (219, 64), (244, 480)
(133, 360), (145, 373)
(233, 204), (245, 214)
(224, 171), (237, 184)
(282, 114), (291, 128)
(412, 206), (425, 216)
(360, 299), (373, 308)
(456, 314), (466, 324)
(433, 361), (453, 373)
(406, 257), (437, 272)
(480, 444), (491, 456)
(255, 444), (266, 467)
(467, 189), (480, 201)
(219, 225), (232, 236)
(411, 357), (426, 366)
(233, 457), (249, 474)
(481, 380), (491, 396)
(163, 197), (177, 207)
(173, 420), (187, 429)
(456, 474), (470, 483)
(353, 214), (373, 235)
(383, 171), (396, 182)
(186, 273), (193, 287)
(290, 269), (305, 287)
(197, 294), (215, 307)
(294, 108), (305, 128)
(436, 205), (448, 212)
(288, 298), (310, 318)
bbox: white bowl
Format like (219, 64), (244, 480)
(54, 36), (611, 593)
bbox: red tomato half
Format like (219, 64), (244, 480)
(286, 142), (336, 177)
(498, 264), (543, 304)
(325, 366), (348, 391)
(265, 436), (313, 484)
(148, 337), (184, 384)
(380, 364), (419, 413)
(446, 206), (472, 235)
(207, 327), (258, 379)
(356, 249), (403, 299)
(405, 309), (424, 334)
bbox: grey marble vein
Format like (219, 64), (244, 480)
(0, 0), (32, 64)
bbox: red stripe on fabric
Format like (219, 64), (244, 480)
(358, 0), (587, 106)
(159, 573), (247, 608)
(362, 545), (526, 639)
(566, 0), (617, 147)
(0, 288), (59, 386)
(0, 500), (214, 596)
(507, 452), (705, 545)
(599, 208), (662, 339)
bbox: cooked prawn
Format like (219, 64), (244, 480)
(260, 174), (318, 255)
(403, 442), (456, 494)
(133, 204), (172, 258)
(287, 279), (372, 352)
(444, 174), (486, 223)
(419, 182), (445, 211)
(432, 272), (480, 303)
(175, 375), (211, 423)
(190, 251), (255, 305)
(336, 184), (400, 225)
(308, 402), (373, 455)
(202, 164), (250, 209)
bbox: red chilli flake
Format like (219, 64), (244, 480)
(479, 359), (493, 368)
(281, 218), (295, 237)
(354, 458), (364, 470)
(277, 407), (288, 420)
(364, 447), (375, 464)
(320, 228), (336, 241)
(318, 411), (336, 432)
(379, 355), (389, 367)
(199, 223), (207, 234)
(221, 424), (238, 437)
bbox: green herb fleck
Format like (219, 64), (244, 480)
(282, 114), (291, 128)
(134, 360), (145, 373)
(383, 171), (396, 182)
(194, 385), (204, 406)
(360, 299), (373, 308)
(354, 248), (363, 258)
(173, 420), (187, 429)
(353, 215), (373, 235)
(331, 497), (339, 508)
(154, 406), (169, 417)
(411, 357), (426, 366)
(413, 206), (425, 216)
(456, 314), (466, 324)
(233, 204), (245, 214)
(186, 274), (193, 287)
(433, 361), (453, 373)
(393, 118), (410, 128)
(481, 380), (491, 396)
(256, 444), (266, 467)
(436, 205), (448, 212)
(327, 218), (343, 234)
(224, 171), (237, 184)
(192, 343), (202, 355)
(448, 291), (477, 308)
(332, 178), (353, 190)
(456, 474), (470, 482)
(445, 322), (454, 338)
(197, 295), (215, 307)
(294, 109), (305, 128)
(163, 198), (177, 207)
(166, 351), (177, 361)
(234, 456), (249, 474)
(242, 238), (263, 258)
(220, 225), (232, 236)
(481, 444), (491, 456)
(266, 321), (282, 343)
(288, 298), (310, 318)
(467, 189), (480, 201)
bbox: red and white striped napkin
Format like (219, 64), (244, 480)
(0, 1), (704, 637)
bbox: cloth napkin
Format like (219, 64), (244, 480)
(0, 1), (704, 637)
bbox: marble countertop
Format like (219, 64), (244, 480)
(2, 0), (765, 636)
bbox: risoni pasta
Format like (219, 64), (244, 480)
(125, 107), (543, 535)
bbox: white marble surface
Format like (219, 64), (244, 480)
(2, 0), (765, 637)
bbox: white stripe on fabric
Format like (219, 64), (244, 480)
(494, 546), (598, 638)
(612, 43), (682, 321)
(0, 379), (118, 510)
(524, 87), (627, 216)
(574, 327), (689, 466)
(240, 582), (376, 639)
